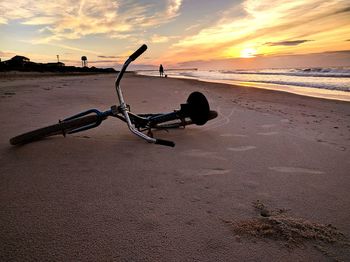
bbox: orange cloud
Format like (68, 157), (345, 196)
(159, 0), (350, 65)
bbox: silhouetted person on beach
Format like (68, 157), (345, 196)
(159, 64), (164, 77)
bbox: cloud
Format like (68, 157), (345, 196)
(21, 16), (57, 25)
(0, 0), (183, 42)
(151, 34), (170, 44)
(0, 51), (16, 57)
(42, 43), (101, 55)
(266, 40), (312, 46)
(175, 50), (350, 70)
(98, 55), (120, 59)
(167, 0), (182, 17)
(89, 60), (118, 63)
(160, 0), (350, 63)
(0, 17), (8, 24)
(321, 50), (350, 54)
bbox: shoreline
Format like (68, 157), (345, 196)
(2, 70), (349, 102)
(134, 74), (350, 105)
(136, 72), (350, 102)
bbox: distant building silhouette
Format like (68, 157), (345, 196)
(47, 62), (65, 67)
(81, 56), (88, 67)
(4, 55), (30, 67)
(11, 55), (30, 62)
(0, 54), (115, 73)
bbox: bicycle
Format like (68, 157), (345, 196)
(9, 44), (218, 147)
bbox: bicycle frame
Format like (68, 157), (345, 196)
(63, 44), (178, 146)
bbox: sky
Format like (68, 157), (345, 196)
(0, 0), (350, 70)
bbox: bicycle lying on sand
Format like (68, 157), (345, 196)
(10, 44), (218, 147)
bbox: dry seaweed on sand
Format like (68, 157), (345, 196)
(223, 201), (349, 259)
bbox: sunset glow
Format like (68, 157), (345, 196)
(240, 48), (257, 58)
(0, 0), (349, 69)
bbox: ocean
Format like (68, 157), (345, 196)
(137, 67), (350, 101)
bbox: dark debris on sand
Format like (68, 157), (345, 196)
(223, 200), (349, 260)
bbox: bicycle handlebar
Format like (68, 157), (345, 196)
(115, 44), (175, 147)
(129, 44), (147, 61)
(155, 139), (175, 147)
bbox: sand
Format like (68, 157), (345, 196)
(0, 73), (349, 261)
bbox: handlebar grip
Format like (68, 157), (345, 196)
(155, 139), (175, 147)
(129, 44), (147, 61)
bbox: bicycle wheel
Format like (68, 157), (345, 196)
(9, 115), (98, 145)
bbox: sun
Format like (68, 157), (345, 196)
(240, 48), (257, 58)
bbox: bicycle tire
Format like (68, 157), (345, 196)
(9, 115), (98, 145)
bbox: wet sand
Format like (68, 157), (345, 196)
(1, 73), (349, 261)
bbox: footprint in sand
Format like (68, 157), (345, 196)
(200, 168), (231, 176)
(280, 119), (290, 123)
(178, 168), (230, 177)
(227, 146), (256, 152)
(269, 167), (324, 175)
(220, 133), (247, 137)
(257, 131), (279, 136)
(4, 92), (16, 96)
(261, 124), (276, 128)
(220, 134), (233, 137)
(182, 149), (226, 160)
(75, 135), (91, 139)
(242, 180), (259, 189)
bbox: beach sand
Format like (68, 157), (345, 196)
(1, 73), (349, 261)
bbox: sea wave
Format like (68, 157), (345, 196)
(221, 67), (350, 78)
(137, 67), (350, 93)
(248, 79), (347, 90)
